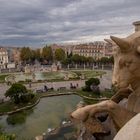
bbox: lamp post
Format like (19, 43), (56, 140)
(75, 63), (77, 69)
(67, 64), (69, 70)
(92, 63), (94, 70)
(84, 63), (85, 70)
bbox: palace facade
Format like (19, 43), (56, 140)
(72, 41), (113, 60)
(0, 48), (8, 69)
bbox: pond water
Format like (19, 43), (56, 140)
(0, 95), (82, 140)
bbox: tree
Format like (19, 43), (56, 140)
(67, 52), (73, 58)
(108, 56), (114, 64)
(54, 48), (65, 61)
(20, 47), (32, 64)
(80, 56), (87, 64)
(30, 50), (36, 63)
(42, 46), (53, 63)
(61, 58), (72, 65)
(31, 49), (41, 63)
(71, 54), (89, 64)
(86, 57), (94, 64)
(99, 57), (109, 64)
(71, 54), (81, 64)
(35, 49), (41, 61)
(5, 83), (27, 104)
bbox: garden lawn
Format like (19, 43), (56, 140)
(76, 89), (114, 105)
(77, 90), (113, 98)
(0, 95), (39, 114)
(71, 70), (106, 79)
(0, 101), (15, 113)
(0, 74), (9, 83)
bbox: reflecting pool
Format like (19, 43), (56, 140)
(0, 95), (82, 140)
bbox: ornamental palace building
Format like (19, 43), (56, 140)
(72, 41), (113, 60)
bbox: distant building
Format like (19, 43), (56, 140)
(72, 41), (113, 60)
(50, 44), (63, 55)
(7, 48), (14, 62)
(104, 43), (113, 58)
(63, 45), (74, 56)
(7, 63), (16, 69)
(12, 48), (21, 64)
(0, 48), (8, 69)
(41, 41), (113, 61)
(6, 47), (21, 64)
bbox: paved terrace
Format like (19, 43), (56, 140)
(0, 70), (112, 98)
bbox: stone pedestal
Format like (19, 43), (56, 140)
(133, 21), (140, 32)
(64, 74), (69, 80)
(25, 65), (31, 74)
(75, 64), (77, 69)
(67, 64), (69, 70)
(51, 63), (57, 72)
(57, 61), (62, 70)
(92, 64), (94, 70)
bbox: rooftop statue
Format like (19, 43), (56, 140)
(71, 22), (140, 139)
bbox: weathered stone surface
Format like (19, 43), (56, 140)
(71, 21), (140, 139)
(114, 113), (140, 140)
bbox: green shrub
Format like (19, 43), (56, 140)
(5, 83), (34, 104)
(25, 79), (32, 82)
(37, 80), (43, 82)
(85, 78), (100, 87)
(82, 86), (91, 92)
(82, 78), (100, 94)
(18, 80), (25, 84)
(20, 93), (35, 103)
(5, 83), (28, 104)
(0, 133), (16, 140)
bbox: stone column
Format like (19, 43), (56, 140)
(75, 64), (77, 69)
(92, 64), (94, 70)
(102, 64), (104, 70)
(67, 64), (69, 70)
(84, 63), (85, 70)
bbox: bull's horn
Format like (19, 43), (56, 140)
(110, 36), (130, 50)
(104, 39), (116, 46)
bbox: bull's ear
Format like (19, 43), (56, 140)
(110, 36), (130, 50)
(137, 46), (140, 53)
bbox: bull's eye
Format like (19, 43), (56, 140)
(119, 59), (125, 68)
(125, 62), (130, 67)
(119, 59), (132, 68)
(124, 61), (132, 67)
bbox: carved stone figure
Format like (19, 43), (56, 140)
(71, 23), (140, 139)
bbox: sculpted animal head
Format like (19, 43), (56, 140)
(110, 31), (140, 89)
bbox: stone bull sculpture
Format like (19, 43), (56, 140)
(71, 30), (140, 138)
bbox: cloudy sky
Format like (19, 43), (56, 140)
(0, 0), (140, 47)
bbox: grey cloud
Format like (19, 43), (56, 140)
(0, 0), (140, 47)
